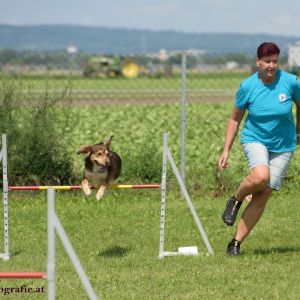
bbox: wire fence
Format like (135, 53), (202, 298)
(1, 50), (300, 193)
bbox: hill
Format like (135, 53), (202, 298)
(0, 24), (299, 54)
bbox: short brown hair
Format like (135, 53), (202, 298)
(257, 42), (280, 59)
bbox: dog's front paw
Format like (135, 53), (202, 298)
(96, 186), (106, 201)
(96, 190), (104, 201)
(81, 179), (91, 196)
(83, 186), (91, 196)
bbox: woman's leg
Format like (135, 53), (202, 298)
(222, 165), (270, 226)
(234, 187), (272, 242)
(225, 149), (293, 255)
(234, 165), (270, 201)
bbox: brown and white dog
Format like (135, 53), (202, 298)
(77, 136), (122, 200)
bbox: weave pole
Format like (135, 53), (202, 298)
(9, 184), (160, 191)
(1, 133), (10, 260)
(181, 52), (187, 184)
(0, 272), (47, 278)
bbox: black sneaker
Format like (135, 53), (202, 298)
(227, 239), (241, 256)
(222, 196), (242, 226)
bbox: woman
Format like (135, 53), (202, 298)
(218, 42), (300, 256)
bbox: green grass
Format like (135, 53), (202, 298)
(0, 187), (299, 299)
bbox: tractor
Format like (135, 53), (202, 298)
(83, 55), (139, 78)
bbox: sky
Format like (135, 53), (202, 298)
(1, 0), (300, 38)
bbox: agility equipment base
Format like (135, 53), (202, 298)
(158, 133), (214, 258)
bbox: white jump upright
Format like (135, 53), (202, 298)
(159, 133), (214, 258)
(47, 188), (99, 300)
(0, 133), (10, 260)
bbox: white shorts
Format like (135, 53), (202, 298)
(242, 143), (294, 191)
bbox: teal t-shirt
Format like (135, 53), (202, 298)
(235, 70), (300, 152)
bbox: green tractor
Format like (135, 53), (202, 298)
(83, 55), (139, 78)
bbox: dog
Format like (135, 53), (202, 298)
(77, 136), (122, 200)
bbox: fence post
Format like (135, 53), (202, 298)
(181, 52), (187, 184)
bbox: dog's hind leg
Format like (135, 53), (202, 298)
(96, 185), (107, 201)
(81, 179), (91, 196)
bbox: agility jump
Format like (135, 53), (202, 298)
(8, 184), (160, 191)
(0, 272), (47, 278)
(1, 133), (213, 262)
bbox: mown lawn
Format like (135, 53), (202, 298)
(0, 186), (299, 299)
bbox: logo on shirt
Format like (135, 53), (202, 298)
(278, 93), (287, 102)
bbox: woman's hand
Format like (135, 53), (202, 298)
(218, 151), (230, 171)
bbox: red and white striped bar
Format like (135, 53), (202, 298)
(9, 184), (161, 191)
(0, 272), (47, 278)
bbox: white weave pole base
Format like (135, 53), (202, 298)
(0, 253), (10, 260)
(162, 246), (199, 258)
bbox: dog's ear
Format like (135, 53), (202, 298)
(104, 135), (113, 149)
(77, 145), (93, 154)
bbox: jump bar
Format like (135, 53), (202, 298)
(9, 184), (161, 191)
(0, 272), (47, 278)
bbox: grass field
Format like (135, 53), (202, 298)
(0, 188), (299, 299)
(1, 75), (300, 299)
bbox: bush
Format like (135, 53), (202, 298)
(0, 74), (76, 185)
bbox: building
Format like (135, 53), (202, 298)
(66, 45), (78, 56)
(288, 42), (300, 67)
(149, 48), (207, 60)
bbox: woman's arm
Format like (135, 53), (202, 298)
(218, 107), (246, 170)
